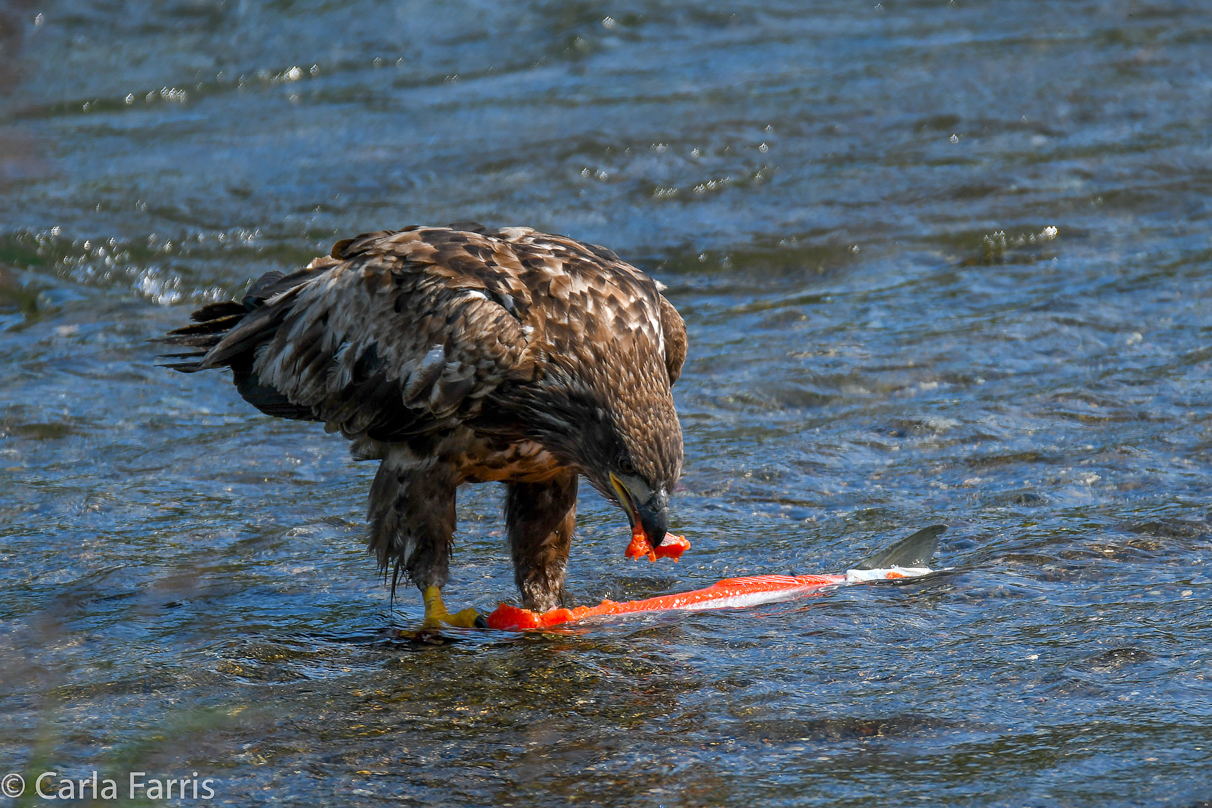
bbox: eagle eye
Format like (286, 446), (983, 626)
(618, 456), (637, 476)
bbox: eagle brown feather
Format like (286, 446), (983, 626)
(162, 224), (686, 611)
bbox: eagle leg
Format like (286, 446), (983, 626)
(504, 469), (579, 612)
(368, 447), (485, 628)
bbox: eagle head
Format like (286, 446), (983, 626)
(499, 318), (685, 551)
(609, 465), (670, 549)
(576, 392), (683, 550)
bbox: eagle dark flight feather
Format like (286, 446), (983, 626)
(162, 225), (686, 613)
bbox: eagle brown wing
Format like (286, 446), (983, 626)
(658, 294), (687, 385)
(163, 227), (538, 443)
(480, 228), (683, 382)
(163, 224), (683, 444)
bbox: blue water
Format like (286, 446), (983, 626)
(2, 2), (1211, 805)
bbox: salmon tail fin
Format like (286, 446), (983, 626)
(853, 525), (945, 570)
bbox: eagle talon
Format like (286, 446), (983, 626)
(421, 586), (484, 629)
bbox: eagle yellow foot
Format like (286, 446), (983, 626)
(421, 585), (486, 629)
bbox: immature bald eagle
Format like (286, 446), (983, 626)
(162, 224), (686, 627)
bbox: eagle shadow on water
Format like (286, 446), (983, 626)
(160, 223), (686, 629)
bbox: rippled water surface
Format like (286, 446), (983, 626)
(3, 1), (1212, 805)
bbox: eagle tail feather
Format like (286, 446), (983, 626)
(155, 302), (250, 372)
(157, 273), (323, 423)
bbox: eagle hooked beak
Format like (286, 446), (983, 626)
(610, 472), (669, 548)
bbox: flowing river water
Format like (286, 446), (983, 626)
(2, 1), (1211, 805)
